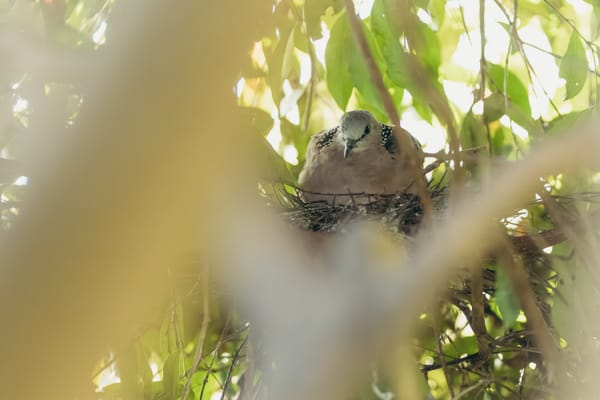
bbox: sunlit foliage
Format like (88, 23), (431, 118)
(2, 0), (600, 399)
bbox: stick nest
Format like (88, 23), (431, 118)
(261, 182), (447, 236)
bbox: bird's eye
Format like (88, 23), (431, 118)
(364, 125), (370, 134)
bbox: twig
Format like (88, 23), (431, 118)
(220, 335), (249, 400)
(504, 30), (526, 158)
(238, 325), (257, 400)
(499, 241), (558, 376)
(199, 320), (230, 399)
(479, 0), (493, 157)
(543, 0), (594, 47)
(521, 41), (600, 78)
(343, 0), (432, 222)
(421, 351), (482, 372)
(508, 228), (566, 254)
(538, 188), (600, 289)
(300, 9), (318, 132)
(431, 308), (455, 398)
(454, 379), (489, 400)
(182, 268), (211, 400)
(90, 354), (118, 383)
(492, 0), (561, 116)
(470, 263), (492, 361)
(392, 0), (464, 201)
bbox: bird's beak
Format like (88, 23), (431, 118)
(344, 140), (354, 159)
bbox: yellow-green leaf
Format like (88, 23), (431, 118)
(488, 64), (531, 117)
(495, 266), (521, 329)
(559, 32), (588, 100)
(347, 19), (386, 116)
(325, 12), (353, 110)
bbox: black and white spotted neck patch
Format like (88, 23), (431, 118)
(381, 124), (395, 154)
(316, 126), (339, 149)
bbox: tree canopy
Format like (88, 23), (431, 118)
(1, 0), (600, 399)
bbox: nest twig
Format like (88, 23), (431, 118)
(261, 182), (448, 235)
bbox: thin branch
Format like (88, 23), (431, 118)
(508, 228), (566, 254)
(431, 308), (455, 398)
(392, 0), (464, 201)
(492, 0), (561, 116)
(238, 325), (257, 400)
(90, 354), (118, 383)
(421, 351), (483, 372)
(521, 41), (600, 78)
(167, 267), (186, 355)
(470, 263), (492, 362)
(508, 197), (600, 254)
(543, 0), (594, 47)
(300, 9), (318, 132)
(343, 0), (432, 221)
(454, 379), (489, 400)
(199, 320), (230, 400)
(499, 0), (527, 158)
(220, 335), (249, 400)
(182, 268), (211, 400)
(538, 188), (600, 288)
(499, 242), (558, 375)
(480, 0), (493, 157)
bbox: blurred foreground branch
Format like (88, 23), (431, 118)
(226, 117), (600, 399)
(0, 1), (272, 399)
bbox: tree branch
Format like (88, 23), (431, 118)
(343, 0), (431, 221)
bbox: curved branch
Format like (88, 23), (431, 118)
(343, 0), (432, 220)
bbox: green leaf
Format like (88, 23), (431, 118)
(415, 21), (441, 76)
(484, 92), (543, 139)
(294, 25), (310, 53)
(325, 12), (353, 109)
(459, 110), (486, 149)
(354, 90), (386, 122)
(443, 336), (478, 359)
(371, 0), (409, 88)
(326, 11), (386, 113)
(491, 125), (520, 157)
(545, 108), (593, 135)
(488, 64), (531, 117)
(506, 104), (544, 138)
(483, 92), (505, 123)
(238, 107), (274, 137)
(163, 353), (180, 400)
(559, 31), (588, 100)
(387, 83), (404, 110)
(304, 0), (344, 39)
(428, 0), (445, 27)
(551, 244), (577, 343)
(593, 4), (600, 39)
(268, 25), (296, 108)
(495, 266), (521, 329)
(281, 25), (297, 83)
(304, 0), (326, 39)
(413, 97), (433, 123)
(347, 21), (386, 116)
(252, 126), (295, 183)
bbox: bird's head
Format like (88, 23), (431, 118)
(339, 110), (378, 158)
